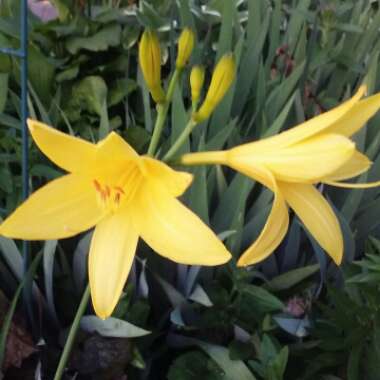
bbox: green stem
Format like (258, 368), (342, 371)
(147, 68), (181, 156)
(163, 119), (197, 162)
(53, 284), (90, 380)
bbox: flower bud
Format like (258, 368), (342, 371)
(139, 30), (165, 103)
(190, 65), (205, 103)
(193, 54), (235, 122)
(176, 28), (195, 69)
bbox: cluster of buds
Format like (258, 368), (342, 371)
(138, 27), (236, 123)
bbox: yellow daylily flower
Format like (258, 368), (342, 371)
(176, 28), (195, 69)
(181, 86), (380, 267)
(139, 30), (165, 103)
(0, 120), (231, 319)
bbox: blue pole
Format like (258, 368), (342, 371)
(20, 0), (29, 201)
(20, 0), (35, 331)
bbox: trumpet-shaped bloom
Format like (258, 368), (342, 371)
(0, 120), (231, 319)
(139, 30), (165, 103)
(176, 28), (195, 69)
(181, 86), (380, 266)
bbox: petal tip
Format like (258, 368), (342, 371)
(332, 250), (343, 266)
(27, 118), (37, 132)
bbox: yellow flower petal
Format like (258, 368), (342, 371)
(0, 174), (105, 240)
(134, 181), (231, 265)
(237, 167), (289, 266)
(141, 156), (193, 197)
(327, 92), (380, 137)
(28, 119), (97, 173)
(230, 134), (355, 183)
(324, 151), (372, 182)
(89, 209), (139, 319)
(244, 86), (366, 152)
(325, 180), (380, 189)
(95, 132), (139, 181)
(279, 182), (343, 265)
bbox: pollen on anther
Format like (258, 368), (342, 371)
(93, 179), (102, 192)
(114, 186), (125, 194)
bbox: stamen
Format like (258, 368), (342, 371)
(93, 179), (102, 192)
(114, 186), (125, 194)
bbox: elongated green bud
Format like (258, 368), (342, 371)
(176, 28), (195, 69)
(193, 54), (235, 123)
(139, 30), (165, 103)
(190, 65), (205, 103)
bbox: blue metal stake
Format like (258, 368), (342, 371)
(19, 0), (35, 331)
(21, 0), (29, 200)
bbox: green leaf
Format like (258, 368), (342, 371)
(0, 73), (8, 113)
(66, 24), (122, 54)
(72, 76), (108, 117)
(171, 83), (190, 155)
(49, 0), (70, 21)
(241, 285), (284, 313)
(168, 350), (223, 380)
(80, 316), (150, 338)
(267, 346), (289, 380)
(43, 240), (59, 326)
(265, 265), (319, 291)
(108, 78), (137, 107)
(199, 342), (257, 380)
(347, 343), (363, 380)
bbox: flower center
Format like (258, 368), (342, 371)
(92, 165), (143, 212)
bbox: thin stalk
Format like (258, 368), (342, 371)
(163, 119), (197, 162)
(147, 68), (181, 156)
(53, 284), (90, 380)
(191, 99), (199, 113)
(178, 150), (227, 166)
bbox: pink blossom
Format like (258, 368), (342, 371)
(28, 0), (58, 22)
(285, 297), (307, 317)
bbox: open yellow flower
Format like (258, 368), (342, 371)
(181, 86), (380, 267)
(0, 120), (231, 319)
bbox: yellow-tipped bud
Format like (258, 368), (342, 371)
(190, 65), (205, 103)
(139, 30), (165, 103)
(176, 28), (195, 69)
(193, 54), (236, 123)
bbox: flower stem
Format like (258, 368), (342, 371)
(53, 284), (90, 380)
(147, 68), (181, 156)
(178, 150), (227, 166)
(163, 119), (198, 162)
